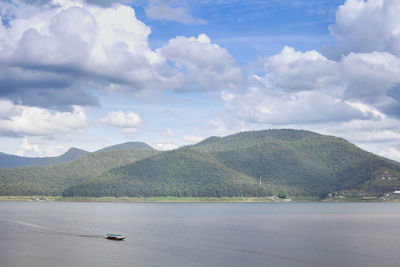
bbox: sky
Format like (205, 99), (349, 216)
(1, 0), (400, 162)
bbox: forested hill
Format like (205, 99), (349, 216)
(62, 149), (265, 197)
(96, 142), (154, 152)
(0, 149), (158, 195)
(0, 141), (154, 169)
(0, 148), (89, 168)
(62, 129), (400, 198)
(2, 129), (400, 198)
(191, 129), (320, 152)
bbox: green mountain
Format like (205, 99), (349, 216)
(193, 130), (400, 196)
(0, 149), (157, 195)
(0, 142), (154, 169)
(62, 129), (400, 198)
(62, 149), (265, 197)
(96, 142), (154, 152)
(2, 129), (400, 198)
(0, 148), (89, 168)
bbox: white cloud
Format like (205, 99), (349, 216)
(0, 0), (242, 110)
(341, 51), (400, 104)
(16, 138), (68, 157)
(0, 99), (87, 136)
(378, 147), (400, 162)
(183, 135), (204, 144)
(153, 139), (178, 151)
(16, 139), (43, 157)
(264, 46), (340, 92)
(100, 110), (141, 128)
(0, 0), (182, 108)
(159, 33), (242, 92)
(222, 44), (400, 125)
(324, 0), (400, 59)
(146, 3), (206, 24)
(224, 90), (370, 125)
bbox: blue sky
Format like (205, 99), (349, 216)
(136, 0), (343, 64)
(1, 0), (400, 161)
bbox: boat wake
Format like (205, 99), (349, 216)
(1, 219), (104, 239)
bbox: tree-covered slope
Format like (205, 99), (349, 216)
(62, 149), (267, 197)
(0, 148), (89, 168)
(96, 142), (154, 152)
(2, 129), (400, 198)
(192, 129), (320, 153)
(62, 130), (400, 198)
(0, 149), (157, 195)
(206, 135), (400, 196)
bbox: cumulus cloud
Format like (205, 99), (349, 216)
(378, 147), (400, 162)
(15, 138), (68, 157)
(223, 91), (372, 125)
(223, 46), (394, 125)
(264, 46), (340, 93)
(0, 0), (182, 109)
(16, 139), (43, 157)
(324, 0), (400, 59)
(154, 142), (178, 151)
(341, 51), (400, 106)
(100, 110), (141, 136)
(100, 110), (141, 128)
(159, 34), (242, 92)
(216, 0), (400, 161)
(0, 0), (240, 110)
(0, 99), (87, 137)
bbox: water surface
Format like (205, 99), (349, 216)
(1, 202), (400, 267)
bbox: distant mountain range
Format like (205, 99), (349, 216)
(0, 142), (153, 168)
(0, 148), (89, 168)
(1, 130), (400, 198)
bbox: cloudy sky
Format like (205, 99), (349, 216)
(1, 0), (400, 161)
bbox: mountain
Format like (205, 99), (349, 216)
(2, 129), (400, 198)
(0, 148), (89, 168)
(96, 142), (154, 152)
(0, 149), (158, 195)
(62, 129), (400, 198)
(0, 142), (154, 169)
(62, 149), (265, 197)
(193, 130), (400, 196)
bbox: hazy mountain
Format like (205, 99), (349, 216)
(0, 142), (154, 169)
(0, 148), (89, 168)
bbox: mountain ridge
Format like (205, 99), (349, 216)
(1, 129), (399, 198)
(0, 141), (154, 168)
(0, 147), (89, 168)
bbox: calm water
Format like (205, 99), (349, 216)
(1, 202), (400, 267)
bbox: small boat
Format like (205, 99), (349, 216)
(105, 234), (126, 240)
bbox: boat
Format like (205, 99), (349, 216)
(105, 234), (126, 240)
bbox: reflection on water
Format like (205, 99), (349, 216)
(1, 202), (400, 267)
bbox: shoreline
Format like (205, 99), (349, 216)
(1, 196), (397, 202)
(0, 196), (315, 203)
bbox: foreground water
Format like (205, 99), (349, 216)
(1, 202), (400, 267)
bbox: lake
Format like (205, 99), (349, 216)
(1, 202), (400, 267)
